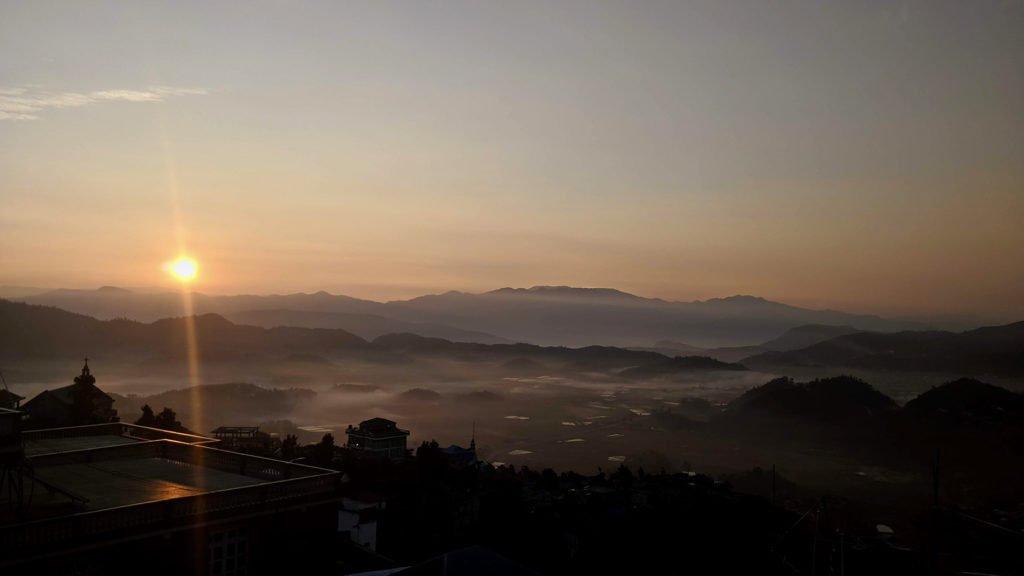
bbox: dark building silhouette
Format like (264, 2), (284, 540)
(21, 360), (118, 428)
(441, 432), (477, 468)
(0, 407), (27, 507)
(0, 389), (23, 410)
(211, 425), (261, 450)
(346, 417), (410, 462)
(0, 415), (343, 575)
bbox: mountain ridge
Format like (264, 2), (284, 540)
(14, 285), (937, 348)
(742, 322), (1024, 376)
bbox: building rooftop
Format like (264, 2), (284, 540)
(212, 426), (259, 434)
(24, 359), (112, 408)
(30, 454), (266, 511)
(0, 389), (24, 408)
(1, 429), (341, 559)
(348, 417), (409, 438)
(22, 422), (218, 457)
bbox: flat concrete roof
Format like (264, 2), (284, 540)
(32, 457), (267, 511)
(24, 434), (142, 457)
(1, 437), (341, 556)
(20, 422), (220, 457)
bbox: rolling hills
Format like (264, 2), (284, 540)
(14, 285), (927, 348)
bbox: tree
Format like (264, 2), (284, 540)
(416, 439), (441, 459)
(612, 464), (634, 489)
(281, 434), (298, 460)
(541, 468), (559, 491)
(135, 404), (157, 427)
(153, 407), (183, 432)
(313, 432), (335, 465)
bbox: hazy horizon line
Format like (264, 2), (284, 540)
(0, 282), (1013, 326)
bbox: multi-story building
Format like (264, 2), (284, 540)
(345, 418), (410, 462)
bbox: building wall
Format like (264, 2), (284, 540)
(4, 501), (343, 575)
(348, 433), (408, 462)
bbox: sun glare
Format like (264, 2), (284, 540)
(172, 257), (197, 280)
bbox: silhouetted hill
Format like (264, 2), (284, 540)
(17, 285), (926, 348)
(743, 322), (1024, 376)
(888, 378), (1024, 503)
(704, 324), (861, 362)
(718, 375), (898, 430)
(901, 378), (1024, 431)
(398, 388), (443, 403)
(224, 308), (510, 344)
(1, 299), (742, 381)
(456, 390), (503, 403)
(110, 382), (317, 427)
(653, 340), (705, 354)
(711, 373), (1024, 502)
(381, 287), (921, 348)
(759, 324), (860, 351)
(629, 340), (706, 357)
(619, 356), (747, 379)
(372, 332), (673, 373)
(0, 299), (371, 363)
(485, 285), (643, 301)
(21, 287), (385, 321)
(703, 345), (769, 363)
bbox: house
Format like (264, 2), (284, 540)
(346, 417), (410, 462)
(0, 389), (23, 410)
(441, 437), (477, 468)
(21, 359), (117, 428)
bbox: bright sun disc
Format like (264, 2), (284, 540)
(173, 258), (197, 280)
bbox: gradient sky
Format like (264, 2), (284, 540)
(1, 1), (1022, 318)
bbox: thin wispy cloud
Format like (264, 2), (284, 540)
(0, 85), (207, 121)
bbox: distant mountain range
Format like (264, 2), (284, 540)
(0, 299), (748, 379)
(223, 309), (511, 345)
(3, 298), (1023, 382)
(10, 285), (932, 348)
(675, 324), (865, 363)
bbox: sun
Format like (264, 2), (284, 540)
(172, 257), (197, 280)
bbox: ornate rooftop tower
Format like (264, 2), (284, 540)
(73, 358), (95, 387)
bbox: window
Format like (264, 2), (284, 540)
(209, 526), (249, 576)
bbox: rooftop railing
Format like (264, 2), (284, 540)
(27, 438), (325, 481)
(22, 422), (220, 449)
(0, 440), (340, 558)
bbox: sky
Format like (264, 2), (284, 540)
(1, 1), (1022, 319)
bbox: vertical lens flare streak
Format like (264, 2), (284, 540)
(152, 77), (206, 570)
(156, 115), (204, 471)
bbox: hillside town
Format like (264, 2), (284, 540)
(2, 360), (1020, 575)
